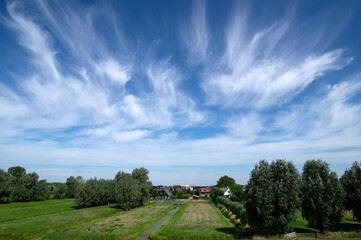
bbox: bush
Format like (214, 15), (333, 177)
(216, 196), (247, 225)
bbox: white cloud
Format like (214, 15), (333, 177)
(181, 0), (208, 63)
(202, 4), (353, 109)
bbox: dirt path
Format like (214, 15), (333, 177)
(136, 207), (178, 240)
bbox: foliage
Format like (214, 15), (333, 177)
(245, 159), (300, 234)
(215, 196), (247, 225)
(53, 183), (67, 199)
(114, 172), (141, 210)
(216, 175), (236, 188)
(75, 178), (115, 208)
(210, 187), (224, 202)
(66, 176), (84, 198)
(132, 167), (153, 205)
(0, 169), (11, 203)
(8, 166), (26, 179)
(341, 161), (361, 222)
(301, 159), (345, 232)
(230, 184), (244, 202)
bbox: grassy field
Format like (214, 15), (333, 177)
(150, 202), (237, 239)
(0, 199), (76, 222)
(0, 201), (121, 239)
(45, 203), (174, 239)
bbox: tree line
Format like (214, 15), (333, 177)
(0, 166), (49, 202)
(210, 159), (361, 234)
(0, 166), (153, 211)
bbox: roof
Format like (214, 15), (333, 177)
(200, 188), (210, 193)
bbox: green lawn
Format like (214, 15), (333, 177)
(0, 203), (121, 239)
(45, 203), (174, 240)
(151, 202), (237, 240)
(0, 199), (76, 222)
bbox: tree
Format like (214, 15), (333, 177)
(0, 169), (11, 203)
(53, 183), (67, 199)
(301, 159), (345, 232)
(132, 167), (152, 205)
(269, 159), (300, 233)
(217, 175), (236, 188)
(230, 184), (244, 202)
(340, 161), (361, 222)
(245, 159), (300, 234)
(8, 166), (26, 179)
(114, 172), (141, 210)
(210, 187), (224, 203)
(66, 176), (84, 198)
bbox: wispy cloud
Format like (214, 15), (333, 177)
(180, 0), (208, 63)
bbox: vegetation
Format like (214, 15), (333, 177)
(217, 175), (236, 188)
(0, 199), (75, 222)
(341, 161), (361, 222)
(216, 175), (244, 202)
(45, 203), (173, 240)
(210, 187), (224, 202)
(151, 202), (236, 239)
(0, 166), (50, 202)
(215, 196), (247, 226)
(301, 159), (345, 232)
(245, 159), (300, 234)
(0, 200), (121, 239)
(66, 176), (84, 198)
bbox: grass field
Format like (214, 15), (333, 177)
(150, 202), (237, 239)
(0, 201), (121, 239)
(0, 199), (76, 222)
(45, 203), (174, 239)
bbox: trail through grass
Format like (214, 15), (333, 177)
(151, 202), (237, 239)
(0, 199), (76, 222)
(45, 203), (174, 240)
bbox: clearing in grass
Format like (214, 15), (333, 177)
(151, 202), (237, 239)
(0, 199), (76, 222)
(0, 203), (121, 239)
(45, 202), (174, 239)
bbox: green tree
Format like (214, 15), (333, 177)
(230, 184), (244, 202)
(301, 159), (345, 232)
(217, 175), (236, 188)
(66, 176), (84, 198)
(245, 159), (300, 234)
(0, 169), (11, 203)
(8, 166), (26, 179)
(32, 180), (49, 201)
(245, 160), (273, 233)
(210, 187), (224, 203)
(114, 172), (141, 210)
(53, 183), (67, 199)
(340, 161), (361, 222)
(132, 167), (152, 205)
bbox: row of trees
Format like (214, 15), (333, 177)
(243, 159), (361, 234)
(0, 166), (49, 202)
(0, 166), (153, 212)
(74, 167), (152, 210)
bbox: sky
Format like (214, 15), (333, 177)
(0, 0), (361, 185)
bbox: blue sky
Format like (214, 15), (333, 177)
(0, 0), (361, 185)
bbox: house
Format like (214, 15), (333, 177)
(199, 188), (210, 198)
(155, 186), (173, 199)
(220, 187), (232, 198)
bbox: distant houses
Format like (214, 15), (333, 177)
(153, 185), (216, 199)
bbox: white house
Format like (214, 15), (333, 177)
(220, 187), (232, 198)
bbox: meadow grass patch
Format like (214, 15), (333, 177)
(0, 199), (76, 222)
